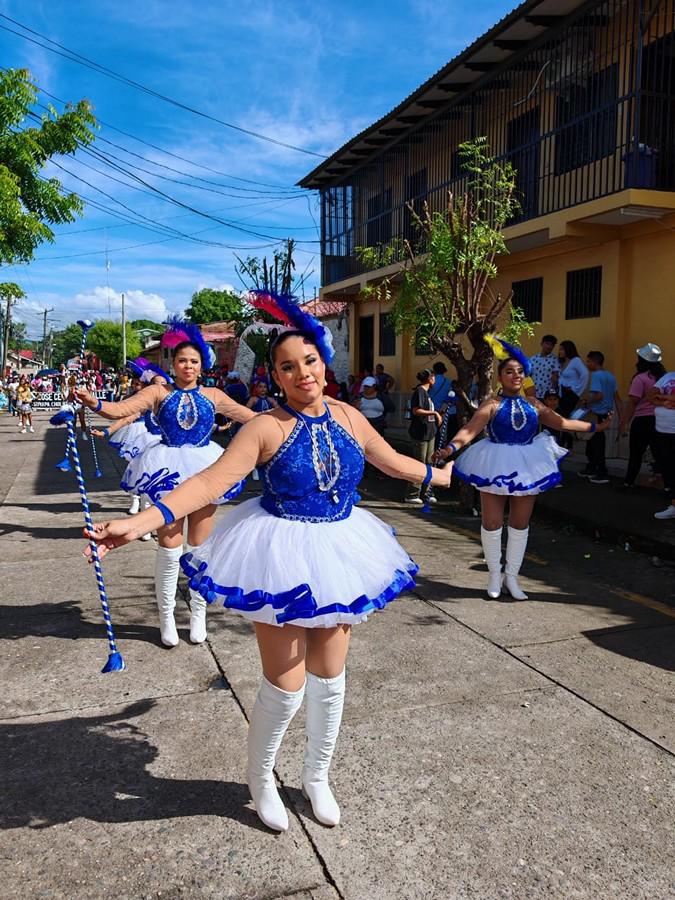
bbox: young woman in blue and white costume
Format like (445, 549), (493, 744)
(77, 319), (255, 648)
(83, 294), (451, 834)
(92, 360), (170, 515)
(435, 343), (611, 600)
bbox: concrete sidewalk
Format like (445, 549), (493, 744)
(1, 411), (673, 899)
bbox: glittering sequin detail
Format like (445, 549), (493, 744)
(487, 396), (538, 445)
(157, 388), (215, 447)
(260, 411), (364, 522)
(177, 391), (198, 430)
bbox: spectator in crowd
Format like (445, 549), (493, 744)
(620, 343), (665, 489)
(323, 368), (340, 399)
(347, 374), (358, 403)
(7, 372), (19, 416)
(338, 380), (350, 402)
(354, 375), (386, 435)
(581, 351), (620, 484)
(404, 369), (442, 505)
(375, 363), (394, 395)
(17, 375), (34, 433)
(557, 340), (589, 449)
(251, 365), (270, 391)
(225, 371), (249, 405)
(428, 362), (453, 409)
(530, 334), (560, 400)
(648, 364), (675, 520)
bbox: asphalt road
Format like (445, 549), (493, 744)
(1, 411), (673, 900)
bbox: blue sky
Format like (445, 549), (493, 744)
(1, 0), (515, 339)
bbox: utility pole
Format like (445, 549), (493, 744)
(41, 307), (54, 366)
(46, 328), (54, 368)
(1, 295), (15, 378)
(121, 291), (126, 367)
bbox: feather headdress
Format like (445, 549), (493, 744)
(247, 290), (335, 364)
(126, 357), (173, 384)
(160, 316), (216, 369)
(484, 334), (532, 376)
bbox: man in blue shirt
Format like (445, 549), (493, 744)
(583, 351), (618, 484)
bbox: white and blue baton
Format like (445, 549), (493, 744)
(51, 407), (125, 673)
(76, 319), (103, 479)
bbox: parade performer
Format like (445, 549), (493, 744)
(92, 360), (170, 526)
(435, 338), (611, 600)
(82, 291), (452, 833)
(76, 319), (255, 648)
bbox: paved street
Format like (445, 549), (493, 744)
(1, 411), (674, 900)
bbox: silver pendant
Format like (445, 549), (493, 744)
(331, 490), (340, 504)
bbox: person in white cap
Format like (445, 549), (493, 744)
(647, 351), (675, 520)
(619, 343), (666, 488)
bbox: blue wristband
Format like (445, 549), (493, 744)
(447, 442), (458, 456)
(589, 422), (596, 433)
(100, 426), (110, 438)
(94, 397), (102, 412)
(154, 501), (175, 525)
(422, 464), (433, 487)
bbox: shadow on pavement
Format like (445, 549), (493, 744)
(0, 699), (265, 831)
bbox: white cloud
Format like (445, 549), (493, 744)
(69, 286), (173, 322)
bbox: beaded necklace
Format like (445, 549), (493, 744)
(285, 403), (342, 504)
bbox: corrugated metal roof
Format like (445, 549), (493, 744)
(298, 0), (587, 188)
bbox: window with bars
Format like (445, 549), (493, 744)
(512, 277), (543, 322)
(555, 64), (619, 175)
(366, 189), (392, 246)
(379, 312), (396, 356)
(566, 266), (602, 319)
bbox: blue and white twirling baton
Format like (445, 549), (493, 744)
(50, 407), (125, 673)
(76, 319), (103, 478)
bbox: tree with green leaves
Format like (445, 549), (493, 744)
(51, 323), (86, 367)
(131, 318), (163, 333)
(87, 321), (141, 368)
(185, 287), (248, 325)
(0, 68), (96, 266)
(358, 138), (535, 414)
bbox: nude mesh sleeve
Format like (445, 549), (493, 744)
(97, 385), (161, 420)
(209, 388), (257, 424)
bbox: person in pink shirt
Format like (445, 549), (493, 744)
(619, 343), (665, 488)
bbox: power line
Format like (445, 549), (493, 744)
(0, 14), (327, 158)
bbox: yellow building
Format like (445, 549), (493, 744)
(300, 0), (675, 394)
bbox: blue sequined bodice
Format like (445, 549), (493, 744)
(487, 396), (538, 445)
(260, 406), (364, 522)
(157, 388), (214, 447)
(144, 410), (162, 435)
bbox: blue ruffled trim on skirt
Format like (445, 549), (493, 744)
(120, 469), (245, 504)
(109, 438), (143, 461)
(453, 463), (564, 494)
(180, 551), (419, 625)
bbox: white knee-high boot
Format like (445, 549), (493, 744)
(247, 677), (305, 832)
(504, 526), (529, 600)
(480, 526), (503, 598)
(154, 545), (182, 646)
(302, 670), (345, 827)
(184, 544), (207, 644)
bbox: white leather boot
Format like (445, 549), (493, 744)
(301, 670), (345, 827)
(504, 526), (529, 600)
(185, 544), (207, 644)
(154, 545), (182, 646)
(480, 526), (503, 598)
(247, 678), (305, 832)
(128, 494), (140, 515)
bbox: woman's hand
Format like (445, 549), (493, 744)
(595, 412), (614, 433)
(432, 446), (452, 464)
(74, 388), (96, 408)
(90, 427), (108, 438)
(83, 518), (144, 561)
(432, 460), (453, 487)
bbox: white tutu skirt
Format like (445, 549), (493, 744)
(454, 432), (568, 496)
(181, 497), (419, 628)
(120, 441), (243, 504)
(109, 421), (159, 461)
